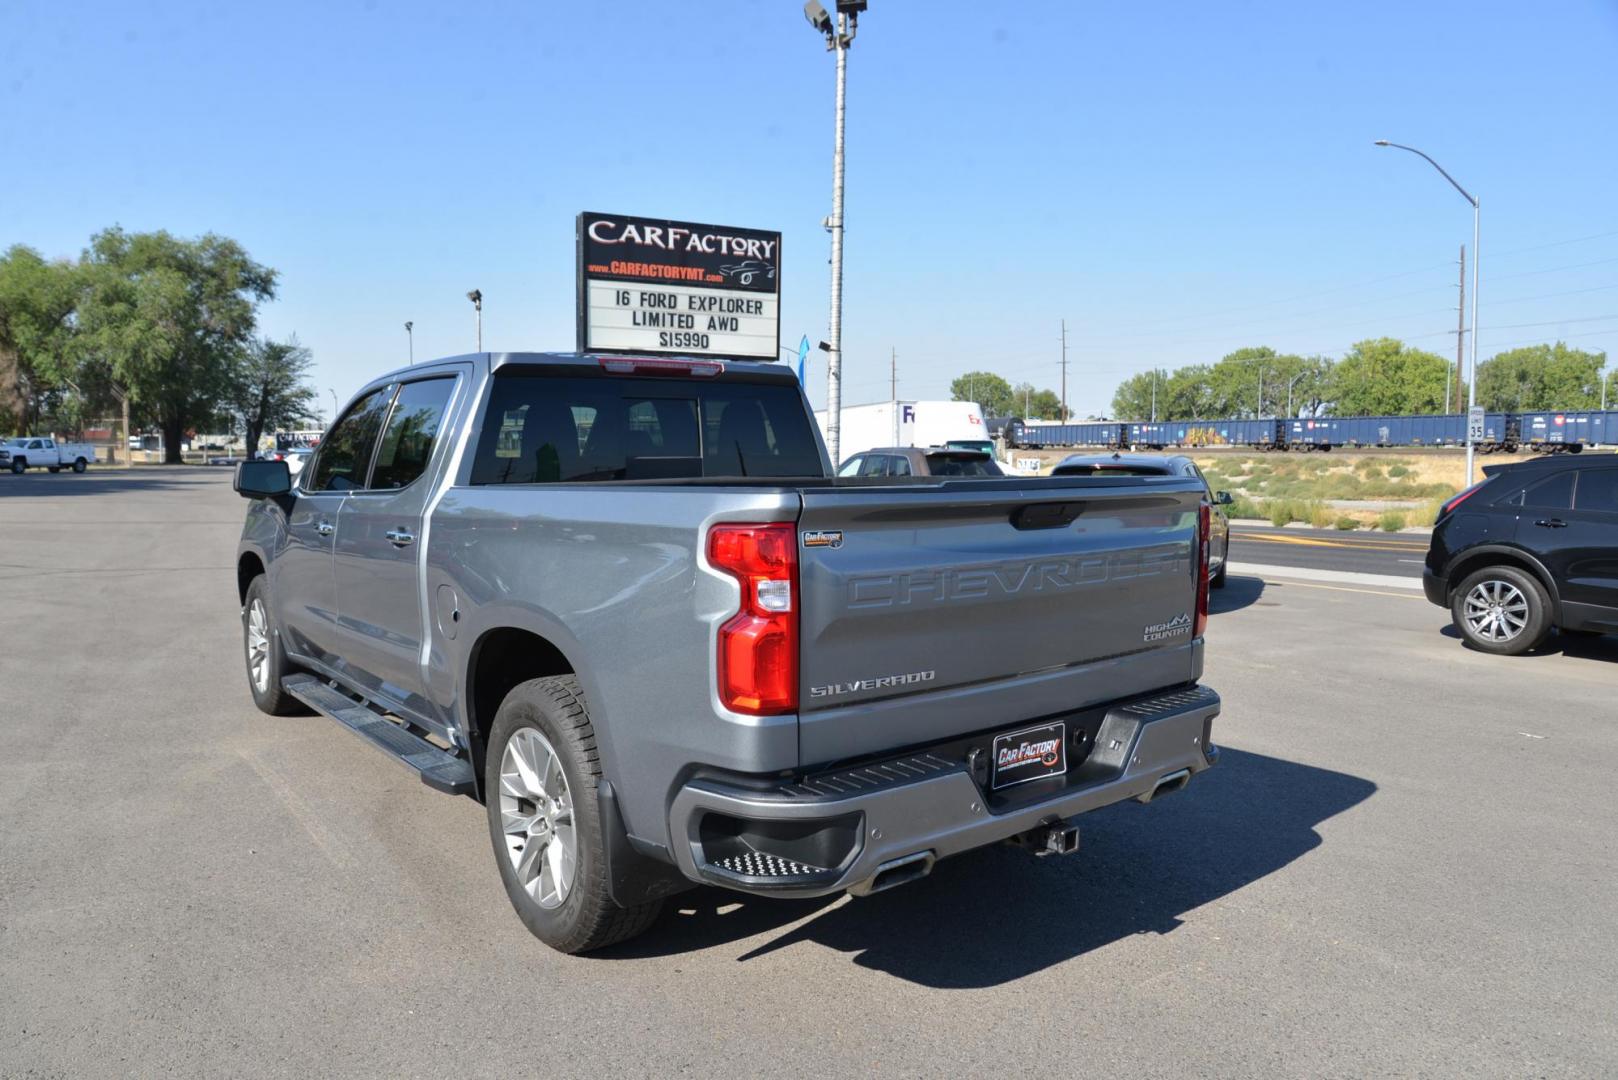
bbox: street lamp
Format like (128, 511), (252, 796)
(467, 289), (483, 352)
(328, 388), (339, 425)
(1375, 139), (1481, 482)
(803, 0), (865, 465)
(405, 321), (414, 365)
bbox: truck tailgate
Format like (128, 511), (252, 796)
(796, 478), (1204, 765)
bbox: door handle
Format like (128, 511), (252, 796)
(315, 519), (335, 536)
(1533, 518), (1568, 529)
(385, 527), (416, 547)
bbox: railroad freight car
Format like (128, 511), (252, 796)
(1520, 410), (1617, 452)
(1214, 419), (1286, 450)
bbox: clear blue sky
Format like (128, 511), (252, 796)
(4, 0), (1616, 420)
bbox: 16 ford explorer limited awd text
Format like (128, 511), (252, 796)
(233, 352), (1221, 953)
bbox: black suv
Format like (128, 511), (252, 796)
(1424, 454), (1618, 654)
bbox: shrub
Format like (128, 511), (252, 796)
(1306, 501), (1333, 528)
(1414, 498), (1445, 527)
(1387, 464), (1410, 478)
(1378, 510), (1408, 532)
(1267, 500), (1295, 527)
(1228, 495), (1265, 520)
(1335, 516), (1360, 530)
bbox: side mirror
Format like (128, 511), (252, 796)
(1215, 490), (1234, 505)
(235, 459), (291, 499)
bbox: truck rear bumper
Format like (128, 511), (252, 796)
(667, 684), (1220, 898)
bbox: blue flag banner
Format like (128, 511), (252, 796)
(796, 335), (810, 383)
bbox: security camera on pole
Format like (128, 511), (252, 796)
(803, 0), (865, 466)
(467, 289), (483, 352)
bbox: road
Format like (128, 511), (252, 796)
(3, 470), (1616, 1078)
(1229, 523), (1428, 578)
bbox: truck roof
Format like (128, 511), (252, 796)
(361, 351), (800, 388)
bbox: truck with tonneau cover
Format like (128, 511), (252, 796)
(234, 352), (1220, 953)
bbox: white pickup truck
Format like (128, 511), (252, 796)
(0, 437), (96, 474)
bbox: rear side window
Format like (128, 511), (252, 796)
(887, 455), (913, 476)
(1512, 471), (1575, 510)
(307, 387), (390, 492)
(470, 374), (823, 484)
(371, 377), (456, 490)
(1573, 469), (1618, 512)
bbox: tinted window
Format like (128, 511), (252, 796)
(1573, 468), (1618, 512)
(926, 453), (1000, 477)
(307, 388), (390, 492)
(1519, 471), (1575, 510)
(1050, 463), (1170, 477)
(370, 378), (456, 490)
(888, 455), (913, 476)
(857, 455), (887, 477)
(470, 375), (822, 484)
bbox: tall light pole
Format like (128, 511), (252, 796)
(405, 321), (414, 365)
(328, 388), (339, 425)
(467, 289), (483, 352)
(804, 0), (864, 465)
(1375, 140), (1481, 481)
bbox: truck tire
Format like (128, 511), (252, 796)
(242, 576), (309, 716)
(11, 458), (25, 474)
(484, 676), (663, 954)
(73, 458), (87, 473)
(1450, 565), (1551, 657)
(1210, 561), (1228, 589)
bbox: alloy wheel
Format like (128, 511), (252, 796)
(246, 599), (271, 693)
(1463, 579), (1529, 643)
(498, 728), (577, 910)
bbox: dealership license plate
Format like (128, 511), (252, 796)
(991, 722), (1067, 790)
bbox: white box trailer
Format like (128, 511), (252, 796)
(815, 400), (989, 465)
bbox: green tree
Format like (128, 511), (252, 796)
(1475, 343), (1606, 411)
(950, 370), (1016, 418)
(77, 228), (276, 462)
(1327, 338), (1453, 416)
(0, 245), (82, 434)
(228, 336), (318, 455)
(1111, 368), (1170, 420)
(1025, 387), (1068, 420)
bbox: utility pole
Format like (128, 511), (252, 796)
(405, 321), (414, 365)
(1256, 367), (1264, 418)
(1150, 370), (1157, 423)
(889, 346), (898, 445)
(1454, 244), (1466, 413)
(1059, 319), (1069, 421)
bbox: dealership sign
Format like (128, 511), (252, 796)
(576, 212), (782, 362)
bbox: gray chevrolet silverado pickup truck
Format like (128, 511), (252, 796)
(234, 352), (1220, 953)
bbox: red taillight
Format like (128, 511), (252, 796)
(708, 523), (798, 715)
(1441, 481), (1486, 517)
(1194, 501), (1211, 638)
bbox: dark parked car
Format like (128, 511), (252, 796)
(1424, 454), (1618, 654)
(1051, 453), (1232, 587)
(837, 446), (1004, 478)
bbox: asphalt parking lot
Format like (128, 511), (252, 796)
(3, 469), (1616, 1078)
